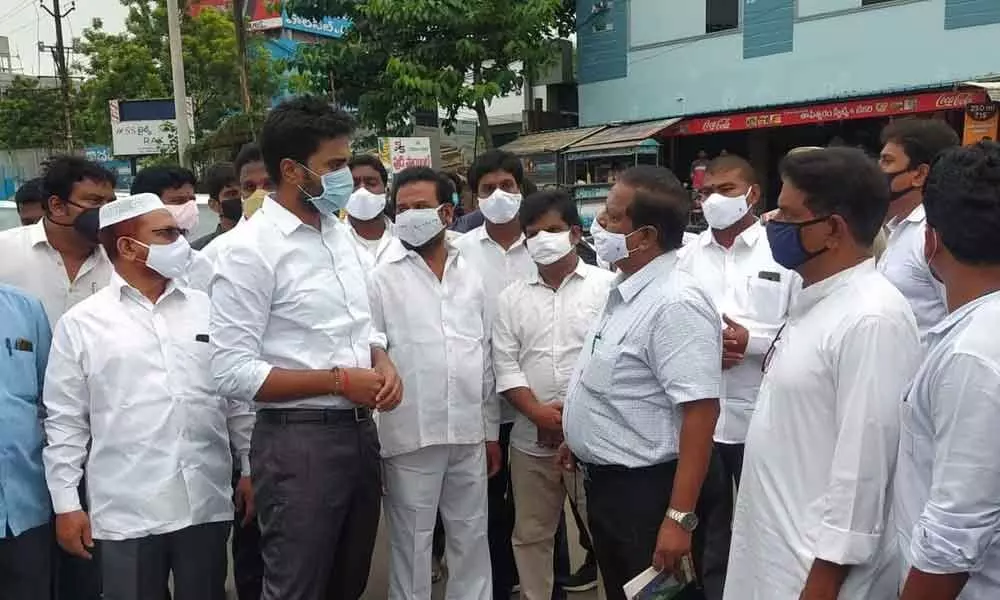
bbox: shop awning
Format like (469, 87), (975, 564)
(564, 118), (682, 156)
(668, 89), (989, 136)
(963, 81), (1000, 102)
(500, 126), (606, 156)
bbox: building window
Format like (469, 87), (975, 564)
(706, 0), (739, 34)
(862, 0), (896, 5)
(591, 0), (614, 33)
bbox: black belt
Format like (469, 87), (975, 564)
(579, 459), (677, 480)
(257, 407), (372, 425)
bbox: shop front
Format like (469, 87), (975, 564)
(498, 126), (606, 187)
(664, 88), (989, 205)
(561, 117), (682, 220)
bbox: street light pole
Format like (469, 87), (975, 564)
(165, 0), (191, 167)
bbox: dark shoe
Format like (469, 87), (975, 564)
(563, 558), (598, 593)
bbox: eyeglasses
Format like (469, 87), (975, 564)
(761, 324), (786, 374)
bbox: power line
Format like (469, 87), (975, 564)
(0, 0), (34, 24)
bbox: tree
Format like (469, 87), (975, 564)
(285, 0), (575, 148)
(74, 1), (279, 149)
(0, 76), (98, 150)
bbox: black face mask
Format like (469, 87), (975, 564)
(220, 197), (243, 222)
(885, 169), (917, 203)
(72, 207), (101, 243)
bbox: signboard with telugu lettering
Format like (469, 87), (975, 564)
(378, 137), (433, 176)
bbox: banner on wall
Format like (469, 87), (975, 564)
(378, 137), (433, 176)
(963, 103), (999, 144)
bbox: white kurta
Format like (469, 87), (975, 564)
(725, 260), (921, 599)
(42, 272), (241, 540)
(895, 291), (1000, 599)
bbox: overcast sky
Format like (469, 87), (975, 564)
(0, 0), (128, 76)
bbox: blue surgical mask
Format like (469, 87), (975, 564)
(765, 217), (830, 270)
(297, 163), (354, 217)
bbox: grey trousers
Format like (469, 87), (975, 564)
(97, 521), (230, 600)
(252, 412), (382, 600)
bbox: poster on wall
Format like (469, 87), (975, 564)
(963, 103), (999, 145)
(378, 137), (433, 177)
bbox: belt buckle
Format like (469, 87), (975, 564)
(353, 407), (369, 422)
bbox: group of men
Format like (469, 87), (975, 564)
(1, 94), (998, 600)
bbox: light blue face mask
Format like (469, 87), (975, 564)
(297, 163), (354, 217)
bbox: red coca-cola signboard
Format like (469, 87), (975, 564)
(672, 90), (987, 136)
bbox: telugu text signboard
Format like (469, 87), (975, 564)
(672, 90), (988, 136)
(378, 137), (433, 176)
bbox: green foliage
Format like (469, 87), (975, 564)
(0, 76), (99, 150)
(284, 0), (574, 147)
(74, 0), (279, 150)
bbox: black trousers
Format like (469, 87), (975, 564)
(232, 470), (264, 600)
(97, 521), (230, 600)
(55, 480), (101, 600)
(715, 442), (744, 489)
(584, 460), (715, 600)
(488, 422), (517, 600)
(1, 522), (52, 600)
(252, 411), (382, 600)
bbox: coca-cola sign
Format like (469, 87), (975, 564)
(672, 90), (987, 136)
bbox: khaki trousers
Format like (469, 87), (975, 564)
(510, 448), (604, 600)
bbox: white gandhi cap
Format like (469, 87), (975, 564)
(99, 193), (165, 229)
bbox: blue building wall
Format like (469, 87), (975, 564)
(578, 0), (1000, 126)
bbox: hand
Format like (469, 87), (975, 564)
(652, 518), (692, 573)
(372, 358), (403, 412)
(234, 476), (256, 527)
(760, 208), (779, 223)
(339, 368), (385, 408)
(485, 441), (503, 478)
(722, 314), (749, 369)
(530, 402), (563, 432)
(556, 442), (577, 472)
(55, 510), (94, 559)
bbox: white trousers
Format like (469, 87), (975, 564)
(384, 443), (492, 600)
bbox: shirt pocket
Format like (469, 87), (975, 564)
(747, 277), (788, 323)
(579, 345), (618, 397)
(5, 344), (39, 401)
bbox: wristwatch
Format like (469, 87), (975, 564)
(666, 508), (699, 532)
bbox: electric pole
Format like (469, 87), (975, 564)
(166, 0), (192, 167)
(40, 0), (75, 152)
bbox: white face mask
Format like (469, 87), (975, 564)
(526, 230), (574, 265)
(593, 226), (647, 266)
(132, 236), (192, 280)
(479, 189), (522, 224)
(395, 206), (445, 248)
(702, 190), (752, 230)
(345, 188), (387, 221)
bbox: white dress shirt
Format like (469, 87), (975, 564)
(454, 225), (538, 423)
(0, 221), (111, 325)
(895, 291), (1000, 599)
(350, 218), (401, 271)
(210, 198), (385, 410)
(493, 259), (615, 458)
(877, 204), (948, 339)
(562, 252), (722, 467)
(368, 244), (497, 458)
(725, 260), (922, 600)
(677, 222), (798, 444)
(42, 272), (241, 540)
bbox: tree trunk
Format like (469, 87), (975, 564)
(474, 99), (493, 150)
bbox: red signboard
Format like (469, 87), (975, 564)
(671, 90), (987, 136)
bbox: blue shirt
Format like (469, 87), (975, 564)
(0, 283), (52, 537)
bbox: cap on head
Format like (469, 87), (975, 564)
(99, 193), (165, 229)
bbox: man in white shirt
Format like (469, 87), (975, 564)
(493, 189), (614, 600)
(725, 147), (922, 600)
(210, 96), (403, 600)
(367, 167), (497, 600)
(895, 142), (1000, 600)
(0, 154), (116, 600)
(561, 165), (721, 600)
(453, 149), (537, 599)
(680, 156), (797, 476)
(0, 155), (116, 327)
(43, 193), (248, 600)
(347, 154), (398, 270)
(877, 119), (959, 338)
